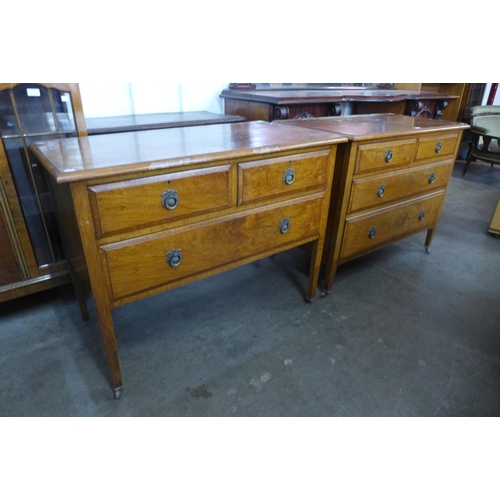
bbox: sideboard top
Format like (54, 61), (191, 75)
(279, 114), (470, 142)
(220, 88), (458, 105)
(30, 120), (347, 183)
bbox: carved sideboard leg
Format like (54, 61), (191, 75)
(435, 100), (448, 119)
(327, 103), (342, 116)
(273, 106), (289, 120)
(407, 100), (432, 118)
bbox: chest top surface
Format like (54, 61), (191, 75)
(30, 121), (347, 184)
(281, 114), (469, 141)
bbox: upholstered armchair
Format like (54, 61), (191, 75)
(463, 105), (500, 176)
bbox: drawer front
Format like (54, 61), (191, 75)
(415, 133), (458, 161)
(356, 138), (416, 174)
(89, 165), (231, 236)
(340, 191), (445, 262)
(238, 150), (330, 206)
(349, 160), (453, 213)
(103, 196), (324, 300)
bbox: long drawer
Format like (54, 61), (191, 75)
(102, 195), (324, 300)
(348, 159), (454, 213)
(88, 164), (232, 236)
(340, 190), (445, 262)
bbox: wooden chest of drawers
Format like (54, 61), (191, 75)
(280, 114), (469, 293)
(30, 121), (346, 398)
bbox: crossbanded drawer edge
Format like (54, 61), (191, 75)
(88, 164), (232, 237)
(237, 149), (331, 206)
(348, 159), (454, 214)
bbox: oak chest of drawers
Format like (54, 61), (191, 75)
(280, 114), (469, 293)
(30, 121), (346, 398)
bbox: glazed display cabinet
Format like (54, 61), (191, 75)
(0, 83), (87, 301)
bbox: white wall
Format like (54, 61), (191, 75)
(481, 84), (500, 105)
(79, 83), (229, 118)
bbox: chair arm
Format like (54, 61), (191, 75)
(470, 126), (500, 153)
(471, 125), (489, 135)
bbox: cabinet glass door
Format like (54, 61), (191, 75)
(0, 84), (78, 267)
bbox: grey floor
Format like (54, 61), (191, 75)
(1, 159), (499, 417)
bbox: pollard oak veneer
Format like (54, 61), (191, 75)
(280, 114), (469, 294)
(30, 121), (346, 398)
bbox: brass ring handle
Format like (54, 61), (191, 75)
(419, 210), (425, 221)
(162, 190), (179, 210)
(280, 218), (290, 234)
(377, 184), (386, 197)
(167, 249), (182, 267)
(283, 168), (295, 185)
(369, 227), (377, 239)
(428, 173), (435, 184)
(385, 149), (393, 163)
(435, 142), (442, 153)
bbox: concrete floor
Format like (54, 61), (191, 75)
(1, 159), (499, 417)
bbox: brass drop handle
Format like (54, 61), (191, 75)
(385, 149), (393, 163)
(377, 184), (386, 197)
(435, 141), (442, 153)
(167, 249), (182, 267)
(162, 190), (179, 210)
(283, 168), (295, 185)
(419, 210), (425, 221)
(368, 227), (377, 239)
(280, 217), (290, 234)
(428, 173), (435, 184)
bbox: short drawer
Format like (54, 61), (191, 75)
(238, 150), (330, 206)
(348, 159), (454, 213)
(88, 165), (231, 236)
(415, 133), (458, 161)
(102, 196), (324, 300)
(356, 138), (416, 174)
(339, 190), (445, 262)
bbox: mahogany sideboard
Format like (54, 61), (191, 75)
(30, 121), (347, 398)
(86, 111), (245, 135)
(221, 87), (459, 122)
(278, 114), (469, 294)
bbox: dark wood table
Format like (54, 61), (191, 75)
(86, 111), (245, 135)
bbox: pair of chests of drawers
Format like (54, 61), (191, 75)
(85, 149), (332, 301)
(339, 131), (459, 262)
